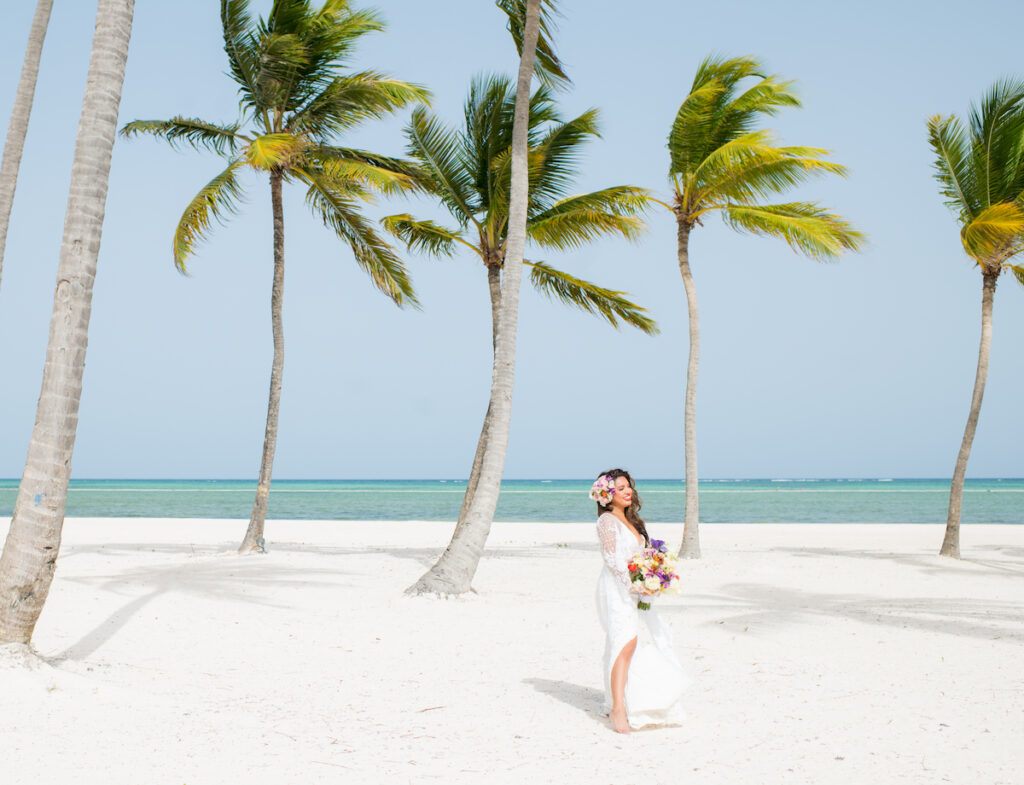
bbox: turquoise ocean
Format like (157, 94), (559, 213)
(0, 478), (1021, 523)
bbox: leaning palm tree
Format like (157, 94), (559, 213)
(392, 74), (657, 594)
(0, 0), (54, 291)
(665, 55), (865, 559)
(929, 79), (1024, 559)
(120, 0), (428, 553)
(401, 0), (550, 595)
(0, 0), (135, 645)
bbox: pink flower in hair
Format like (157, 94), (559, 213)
(589, 475), (616, 507)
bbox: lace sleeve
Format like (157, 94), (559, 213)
(597, 514), (634, 591)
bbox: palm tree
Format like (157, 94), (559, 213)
(120, 0), (428, 553)
(391, 74), (657, 594)
(664, 55), (865, 559)
(928, 80), (1024, 559)
(0, 0), (135, 645)
(400, 0), (548, 595)
(0, 0), (54, 291)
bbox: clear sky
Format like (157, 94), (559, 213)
(0, 0), (1022, 480)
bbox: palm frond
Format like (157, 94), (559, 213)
(969, 78), (1024, 207)
(527, 186), (652, 249)
(695, 131), (847, 204)
(221, 0), (262, 111)
(381, 214), (463, 258)
(406, 107), (479, 224)
(519, 107), (600, 213)
(119, 117), (244, 155)
(460, 76), (560, 217)
(246, 132), (308, 169)
(961, 202), (1024, 260)
(305, 3), (384, 72)
(495, 0), (570, 88)
(722, 202), (866, 260)
(928, 114), (978, 219)
(300, 149), (419, 197)
(289, 72), (429, 139)
(174, 158), (246, 272)
(298, 167), (418, 307)
(526, 261), (658, 334)
(1009, 264), (1024, 286)
(668, 54), (800, 178)
(727, 74), (800, 119)
(255, 31), (313, 115)
(668, 77), (728, 177)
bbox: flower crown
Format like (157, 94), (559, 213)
(589, 475), (616, 507)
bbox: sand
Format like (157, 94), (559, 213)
(1, 518), (1022, 785)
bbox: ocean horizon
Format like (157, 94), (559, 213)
(0, 478), (1021, 523)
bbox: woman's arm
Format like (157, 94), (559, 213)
(597, 514), (636, 591)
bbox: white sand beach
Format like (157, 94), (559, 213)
(2, 519), (1022, 785)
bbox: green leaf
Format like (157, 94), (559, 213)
(245, 132), (307, 169)
(174, 159), (246, 272)
(119, 117), (243, 155)
(928, 114), (977, 220)
(221, 0), (262, 111)
(527, 186), (651, 249)
(722, 202), (866, 260)
(526, 261), (659, 334)
(961, 202), (1024, 260)
(406, 107), (479, 224)
(289, 72), (430, 140)
(1009, 264), (1024, 286)
(381, 214), (461, 258)
(298, 167), (419, 307)
(521, 107), (601, 214)
(495, 0), (570, 88)
(693, 131), (847, 205)
(668, 55), (799, 179)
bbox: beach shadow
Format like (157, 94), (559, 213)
(522, 677), (607, 727)
(55, 553), (350, 661)
(772, 545), (1024, 577)
(662, 582), (1024, 643)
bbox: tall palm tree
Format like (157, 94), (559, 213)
(392, 74), (657, 594)
(665, 55), (864, 559)
(0, 0), (54, 290)
(120, 0), (428, 553)
(400, 0), (546, 595)
(0, 0), (135, 645)
(929, 80), (1024, 559)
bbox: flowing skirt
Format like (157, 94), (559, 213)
(596, 569), (691, 728)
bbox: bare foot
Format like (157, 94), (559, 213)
(610, 707), (631, 734)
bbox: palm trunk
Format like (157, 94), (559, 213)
(406, 0), (541, 595)
(456, 263), (502, 524)
(0, 0), (134, 645)
(0, 0), (54, 289)
(239, 169), (286, 553)
(940, 269), (997, 559)
(676, 219), (701, 559)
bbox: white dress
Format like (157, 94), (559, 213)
(595, 511), (691, 728)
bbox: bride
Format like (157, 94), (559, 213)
(593, 468), (690, 733)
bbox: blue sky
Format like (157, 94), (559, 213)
(0, 0), (1022, 480)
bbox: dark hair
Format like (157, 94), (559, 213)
(595, 468), (649, 545)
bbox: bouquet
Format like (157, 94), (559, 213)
(627, 539), (681, 610)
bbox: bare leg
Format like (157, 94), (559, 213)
(609, 636), (638, 734)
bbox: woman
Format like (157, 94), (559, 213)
(593, 468), (690, 733)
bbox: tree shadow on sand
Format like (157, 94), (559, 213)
(772, 544), (1024, 577)
(660, 581), (1024, 643)
(54, 551), (352, 661)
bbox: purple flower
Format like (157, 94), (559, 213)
(651, 539), (665, 551)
